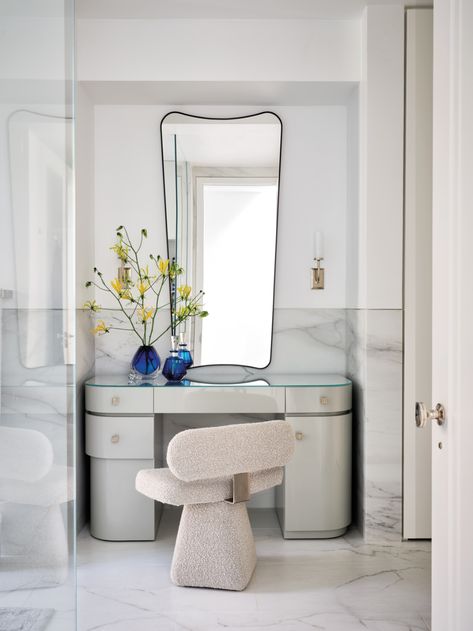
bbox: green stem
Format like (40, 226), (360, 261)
(123, 228), (143, 283)
(148, 277), (166, 344)
(89, 282), (109, 293)
(97, 273), (144, 344)
(109, 326), (135, 332)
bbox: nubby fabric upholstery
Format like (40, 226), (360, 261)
(136, 420), (295, 591)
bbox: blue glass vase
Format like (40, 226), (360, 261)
(162, 350), (187, 382)
(130, 345), (160, 380)
(178, 342), (193, 368)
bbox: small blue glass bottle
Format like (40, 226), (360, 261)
(178, 333), (193, 369)
(162, 336), (187, 382)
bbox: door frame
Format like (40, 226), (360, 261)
(403, 7), (433, 540)
(432, 0), (473, 627)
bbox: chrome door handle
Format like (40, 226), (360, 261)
(416, 402), (445, 428)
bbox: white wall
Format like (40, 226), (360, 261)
(358, 5), (404, 309)
(93, 105), (166, 305)
(77, 19), (360, 82)
(80, 9), (404, 313)
(92, 104), (350, 310)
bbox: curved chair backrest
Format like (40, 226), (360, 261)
(167, 420), (295, 482)
(0, 426), (53, 482)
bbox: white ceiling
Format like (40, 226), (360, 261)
(75, 0), (431, 20)
(0, 0), (432, 19)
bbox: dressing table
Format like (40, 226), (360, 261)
(85, 373), (352, 541)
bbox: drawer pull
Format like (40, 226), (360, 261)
(320, 396), (329, 405)
(111, 434), (120, 444)
(295, 431), (304, 441)
(111, 396), (120, 406)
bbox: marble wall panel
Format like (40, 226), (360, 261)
(346, 309), (403, 542)
(364, 309), (403, 541)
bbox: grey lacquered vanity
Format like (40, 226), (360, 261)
(85, 373), (352, 541)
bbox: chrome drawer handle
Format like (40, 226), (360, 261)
(295, 431), (304, 441)
(111, 434), (120, 444)
(111, 396), (120, 406)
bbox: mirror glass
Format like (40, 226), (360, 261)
(8, 110), (74, 368)
(161, 112), (281, 368)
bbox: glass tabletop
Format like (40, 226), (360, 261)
(86, 373), (351, 388)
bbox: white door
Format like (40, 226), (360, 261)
(431, 0), (473, 628)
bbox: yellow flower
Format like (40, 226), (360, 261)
(177, 284), (192, 299)
(137, 280), (149, 296)
(83, 300), (101, 312)
(140, 265), (155, 281)
(111, 278), (123, 294)
(91, 320), (110, 335)
(137, 307), (154, 322)
(121, 289), (134, 302)
(110, 242), (129, 262)
(158, 258), (170, 275)
(176, 305), (189, 319)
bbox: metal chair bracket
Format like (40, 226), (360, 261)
(225, 472), (250, 504)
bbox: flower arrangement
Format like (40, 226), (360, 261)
(83, 226), (207, 355)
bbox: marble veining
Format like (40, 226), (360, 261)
(93, 308), (171, 376)
(347, 310), (403, 542)
(77, 509), (431, 631)
(269, 308), (347, 374)
(91, 306), (404, 542)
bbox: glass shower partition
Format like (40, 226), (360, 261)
(0, 2), (76, 630)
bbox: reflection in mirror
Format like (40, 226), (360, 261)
(161, 112), (281, 368)
(8, 111), (74, 368)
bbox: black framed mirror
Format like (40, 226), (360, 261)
(161, 112), (282, 369)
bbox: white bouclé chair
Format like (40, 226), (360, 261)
(136, 420), (295, 591)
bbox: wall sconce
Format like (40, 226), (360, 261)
(311, 231), (325, 290)
(118, 263), (132, 285)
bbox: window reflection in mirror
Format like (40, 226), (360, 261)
(161, 112), (281, 368)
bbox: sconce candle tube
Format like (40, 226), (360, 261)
(313, 231), (324, 259)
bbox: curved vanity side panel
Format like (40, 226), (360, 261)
(285, 386), (352, 415)
(153, 387), (285, 414)
(278, 413), (352, 538)
(86, 385), (154, 415)
(90, 457), (157, 541)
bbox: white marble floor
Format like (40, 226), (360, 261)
(77, 509), (431, 631)
(0, 574), (75, 631)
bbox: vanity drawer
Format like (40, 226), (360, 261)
(154, 387), (285, 414)
(86, 386), (154, 414)
(285, 386), (351, 414)
(86, 414), (154, 459)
